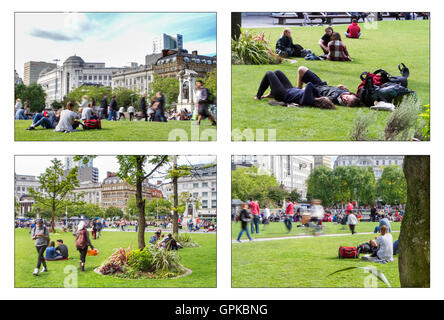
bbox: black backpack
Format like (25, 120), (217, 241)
(206, 88), (215, 104)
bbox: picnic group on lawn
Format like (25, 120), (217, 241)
(16, 80), (216, 133)
(254, 21), (414, 110)
(235, 198), (397, 264)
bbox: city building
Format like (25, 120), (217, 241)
(37, 55), (124, 105)
(173, 164), (217, 218)
(333, 155), (404, 180)
(14, 174), (43, 216)
(232, 155), (314, 200)
(112, 64), (154, 94)
(101, 172), (162, 212)
(64, 156), (99, 184)
(70, 181), (102, 205)
(14, 70), (23, 84)
(314, 156), (332, 169)
(153, 33), (183, 54)
(24, 61), (56, 85)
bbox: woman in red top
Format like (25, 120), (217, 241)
(345, 19), (361, 38)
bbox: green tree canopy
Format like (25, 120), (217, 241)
(66, 86), (112, 109)
(149, 76), (179, 109)
(105, 206), (124, 219)
(15, 83), (47, 112)
(146, 197), (173, 217)
(376, 165), (407, 205)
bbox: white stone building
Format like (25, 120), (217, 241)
(232, 155), (314, 200)
(112, 65), (154, 94)
(14, 174), (44, 216)
(333, 155), (404, 180)
(70, 181), (102, 205)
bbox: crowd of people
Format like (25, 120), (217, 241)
(16, 80), (216, 131)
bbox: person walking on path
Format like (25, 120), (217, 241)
(140, 93), (148, 121)
(249, 198), (260, 234)
(31, 219), (49, 276)
(237, 203), (253, 242)
(284, 199), (294, 232)
(75, 221), (94, 272)
(347, 212), (358, 235)
(99, 94), (109, 119)
(107, 95), (118, 121)
(195, 80), (216, 126)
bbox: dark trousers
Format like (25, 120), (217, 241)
(78, 247), (88, 263)
(284, 217), (293, 231)
(35, 245), (47, 269)
(256, 70), (293, 101)
(349, 224), (356, 234)
(250, 215), (260, 234)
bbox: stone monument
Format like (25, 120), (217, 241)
(177, 69), (198, 112)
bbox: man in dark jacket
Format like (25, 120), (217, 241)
(275, 28), (304, 58)
(297, 66), (361, 107)
(107, 95), (118, 121)
(236, 203), (253, 242)
(99, 94), (108, 119)
(139, 93), (148, 121)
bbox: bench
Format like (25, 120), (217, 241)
(270, 12), (353, 25)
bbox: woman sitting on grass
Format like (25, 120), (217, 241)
(254, 70), (335, 109)
(45, 241), (63, 261)
(54, 102), (82, 133)
(327, 32), (351, 61)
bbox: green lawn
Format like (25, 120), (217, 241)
(15, 229), (216, 288)
(232, 227), (400, 288)
(232, 20), (430, 141)
(15, 119), (216, 141)
(232, 221), (401, 239)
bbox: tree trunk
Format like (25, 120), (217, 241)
(398, 155), (430, 287)
(136, 158), (146, 249)
(51, 200), (56, 233)
(173, 156), (179, 237)
(231, 12), (242, 40)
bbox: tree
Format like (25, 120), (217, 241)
(113, 87), (140, 108)
(149, 76), (179, 109)
(199, 68), (217, 98)
(146, 198), (173, 217)
(116, 156), (169, 249)
(66, 85), (112, 108)
(376, 165), (407, 205)
(398, 156), (430, 287)
(307, 166), (334, 206)
(231, 12), (242, 40)
(105, 206), (124, 219)
(288, 189), (302, 202)
(28, 158), (79, 232)
(15, 83), (47, 112)
(267, 186), (289, 206)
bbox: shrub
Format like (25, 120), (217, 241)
(349, 111), (376, 141)
(127, 248), (153, 272)
(148, 245), (184, 273)
(177, 233), (199, 248)
(419, 105), (430, 140)
(384, 95), (421, 141)
(98, 246), (131, 275)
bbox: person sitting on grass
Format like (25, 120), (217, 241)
(374, 215), (392, 233)
(81, 103), (98, 121)
(149, 229), (162, 245)
(254, 70), (335, 109)
(275, 28), (304, 58)
(367, 225), (394, 262)
(55, 239), (69, 259)
(296, 66), (361, 107)
(54, 102), (82, 133)
(345, 19), (361, 38)
(319, 26), (334, 54)
(45, 241), (64, 260)
(327, 32), (351, 61)
(26, 108), (60, 130)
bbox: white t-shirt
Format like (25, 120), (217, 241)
(347, 213), (358, 225)
(263, 208), (270, 218)
(54, 110), (79, 132)
(81, 107), (94, 120)
(376, 233), (394, 261)
(119, 107), (125, 113)
(127, 106), (135, 113)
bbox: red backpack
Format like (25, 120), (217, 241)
(76, 230), (87, 249)
(338, 246), (359, 259)
(84, 119), (101, 130)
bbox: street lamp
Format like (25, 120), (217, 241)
(53, 59), (60, 102)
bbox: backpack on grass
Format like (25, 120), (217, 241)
(357, 242), (374, 255)
(338, 246), (359, 259)
(83, 119), (101, 130)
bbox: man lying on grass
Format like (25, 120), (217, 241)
(254, 70), (335, 109)
(297, 66), (361, 107)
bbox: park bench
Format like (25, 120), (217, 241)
(270, 12), (352, 25)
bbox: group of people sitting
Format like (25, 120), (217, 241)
(45, 239), (69, 261)
(276, 22), (361, 62)
(148, 229), (182, 251)
(255, 66), (361, 109)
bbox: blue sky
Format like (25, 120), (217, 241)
(15, 12), (216, 78)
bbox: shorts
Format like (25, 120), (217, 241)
(301, 69), (327, 86)
(198, 104), (210, 117)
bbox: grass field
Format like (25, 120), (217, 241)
(232, 221), (401, 239)
(232, 20), (430, 141)
(232, 222), (401, 288)
(14, 119), (216, 141)
(15, 229), (216, 288)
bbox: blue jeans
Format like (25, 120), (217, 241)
(107, 110), (117, 121)
(284, 217), (293, 231)
(154, 110), (166, 122)
(345, 32), (361, 38)
(237, 227), (252, 240)
(250, 216), (260, 234)
(374, 225), (392, 233)
(33, 114), (54, 129)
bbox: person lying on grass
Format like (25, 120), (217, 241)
(254, 70), (335, 109)
(296, 66), (361, 107)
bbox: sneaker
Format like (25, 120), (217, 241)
(41, 267), (48, 273)
(26, 126), (35, 130)
(33, 268), (39, 276)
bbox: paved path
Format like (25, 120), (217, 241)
(232, 231), (400, 244)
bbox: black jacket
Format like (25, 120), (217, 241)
(139, 97), (147, 115)
(276, 35), (293, 52)
(315, 85), (349, 103)
(100, 97), (108, 109)
(110, 98), (118, 111)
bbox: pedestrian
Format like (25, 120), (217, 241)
(237, 203), (253, 242)
(195, 80), (216, 125)
(31, 219), (49, 276)
(152, 92), (167, 122)
(284, 199), (294, 232)
(139, 93), (148, 121)
(99, 94), (109, 119)
(249, 198), (260, 234)
(75, 221), (94, 272)
(107, 95), (118, 121)
(347, 212), (358, 235)
(127, 105), (135, 121)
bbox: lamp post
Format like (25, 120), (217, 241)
(53, 59), (60, 102)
